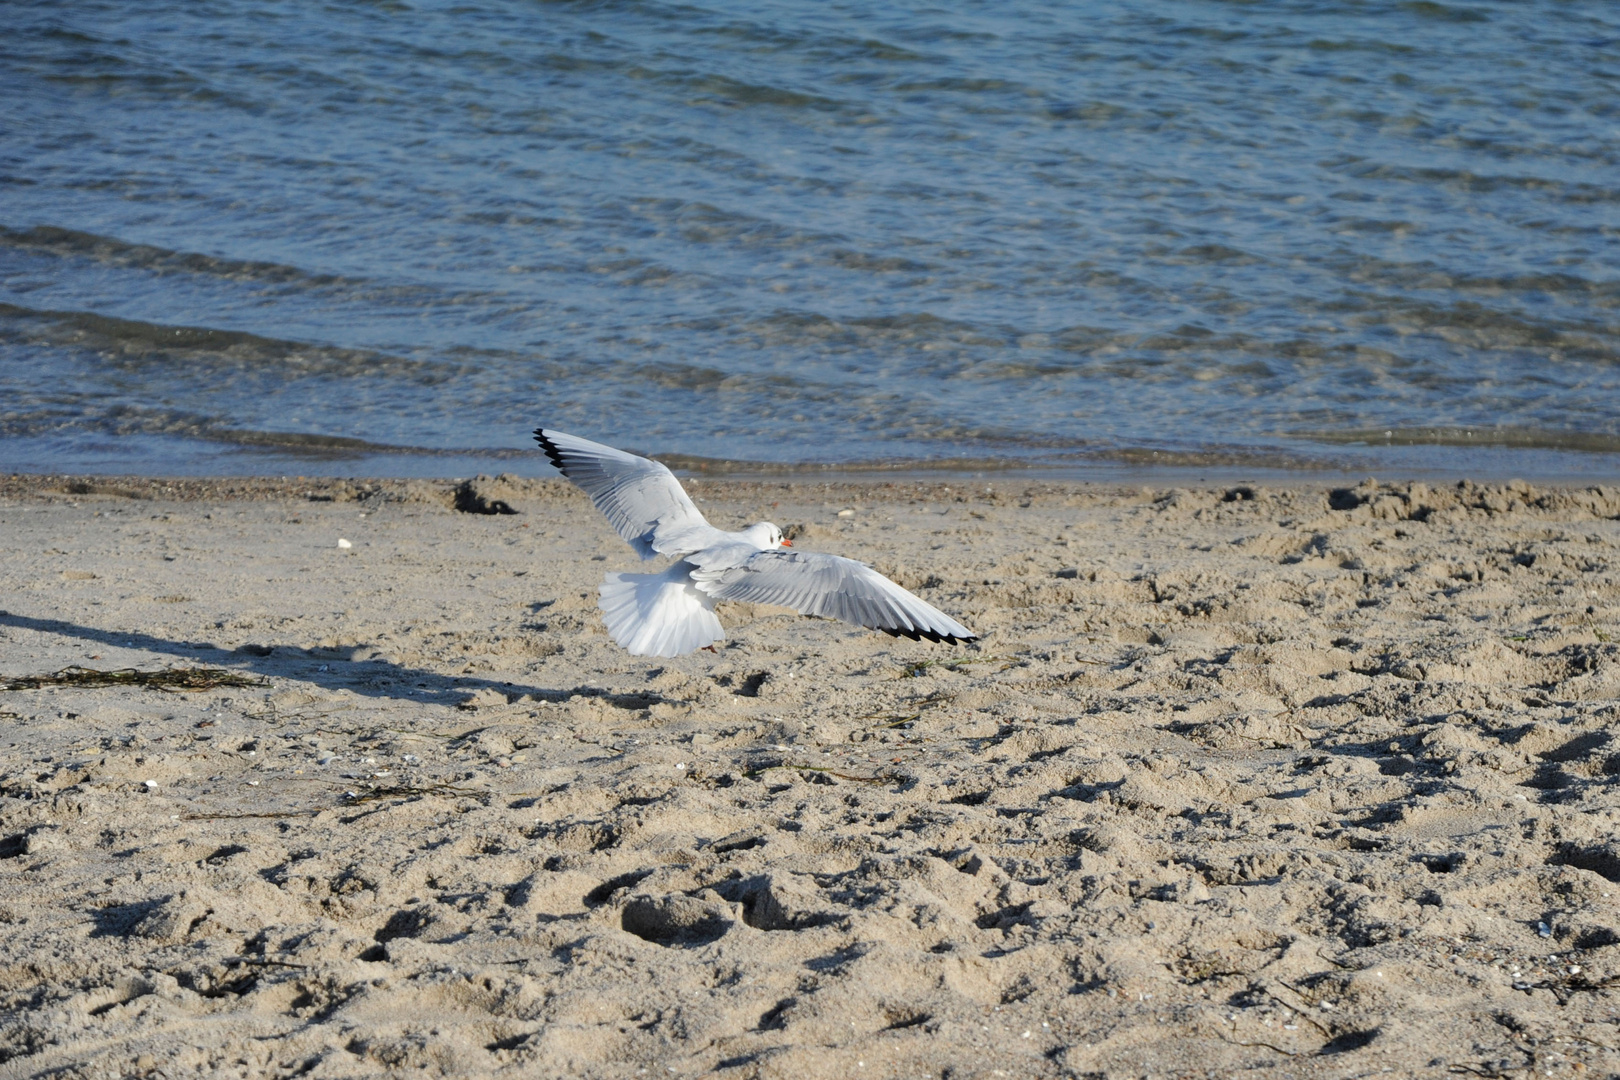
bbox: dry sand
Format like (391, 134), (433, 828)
(1, 473), (1618, 1079)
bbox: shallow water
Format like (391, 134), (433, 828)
(3, 0), (1617, 479)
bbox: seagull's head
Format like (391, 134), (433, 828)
(745, 521), (792, 550)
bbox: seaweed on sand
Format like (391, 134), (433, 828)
(898, 654), (1019, 678)
(0, 666), (267, 692)
(180, 782), (490, 821)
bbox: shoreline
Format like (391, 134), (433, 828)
(4, 469), (1619, 505)
(1, 474), (1617, 1077)
(7, 422), (1620, 491)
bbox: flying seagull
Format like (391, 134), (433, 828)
(534, 428), (978, 657)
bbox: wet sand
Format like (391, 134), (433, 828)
(1, 473), (1618, 1079)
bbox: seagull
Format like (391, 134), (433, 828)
(534, 428), (978, 657)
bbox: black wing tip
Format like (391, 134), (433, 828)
(880, 627), (978, 645)
(532, 428), (567, 474)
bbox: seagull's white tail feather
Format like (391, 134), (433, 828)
(599, 565), (724, 657)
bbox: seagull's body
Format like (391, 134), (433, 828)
(535, 429), (978, 657)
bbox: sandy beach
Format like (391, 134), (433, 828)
(1, 473), (1617, 1079)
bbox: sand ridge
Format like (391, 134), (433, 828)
(0, 475), (1618, 1078)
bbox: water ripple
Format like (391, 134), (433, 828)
(0, 0), (1616, 478)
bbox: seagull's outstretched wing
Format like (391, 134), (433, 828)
(535, 428), (719, 559)
(691, 550), (976, 643)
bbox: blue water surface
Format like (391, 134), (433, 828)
(2, 0), (1617, 478)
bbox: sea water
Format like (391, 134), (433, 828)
(3, 0), (1617, 480)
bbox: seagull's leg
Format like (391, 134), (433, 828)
(701, 644), (719, 653)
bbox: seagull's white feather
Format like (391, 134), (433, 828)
(535, 427), (978, 655)
(599, 563), (724, 657)
(534, 428), (724, 559)
(690, 550), (975, 643)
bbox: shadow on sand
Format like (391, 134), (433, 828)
(0, 611), (650, 710)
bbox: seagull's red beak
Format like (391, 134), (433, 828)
(780, 539), (792, 547)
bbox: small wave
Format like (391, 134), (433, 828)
(0, 225), (357, 289)
(200, 430), (540, 460)
(735, 309), (1011, 351)
(827, 249), (931, 274)
(655, 453), (1053, 476)
(1041, 100), (1136, 124)
(0, 225), (464, 311)
(0, 303), (445, 381)
(1167, 244), (1265, 266)
(1329, 216), (1420, 236)
(1336, 255), (1620, 305)
(1306, 37), (1418, 55)
(697, 20), (933, 65)
(1305, 427), (1620, 454)
(634, 67), (846, 112)
(656, 439), (1360, 476)
(1368, 297), (1616, 362)
(1090, 445), (1351, 471)
(0, 401), (542, 460)
(621, 197), (835, 254)
(703, 305), (1604, 380)
(1399, 1), (1490, 24)
(1331, 162), (1620, 201)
